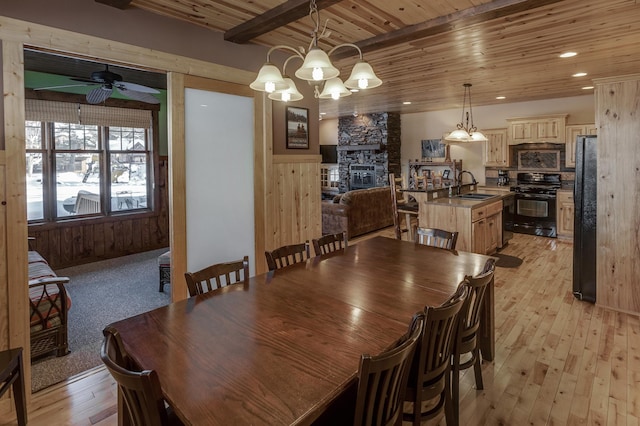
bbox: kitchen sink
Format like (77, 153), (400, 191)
(455, 193), (498, 200)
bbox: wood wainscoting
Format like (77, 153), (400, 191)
(28, 158), (170, 269)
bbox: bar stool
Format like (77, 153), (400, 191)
(0, 347), (27, 426)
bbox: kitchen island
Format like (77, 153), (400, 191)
(406, 186), (513, 254)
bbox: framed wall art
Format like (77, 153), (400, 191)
(286, 106), (309, 149)
(421, 138), (446, 160)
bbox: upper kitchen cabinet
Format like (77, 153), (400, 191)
(483, 128), (509, 167)
(507, 114), (568, 144)
(564, 124), (597, 168)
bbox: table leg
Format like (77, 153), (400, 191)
(479, 276), (495, 361)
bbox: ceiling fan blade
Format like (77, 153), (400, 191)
(116, 81), (159, 94)
(71, 77), (102, 84)
(86, 86), (113, 104)
(115, 86), (160, 104)
(33, 83), (94, 91)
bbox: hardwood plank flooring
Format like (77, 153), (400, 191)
(1, 230), (639, 425)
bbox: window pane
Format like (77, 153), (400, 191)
(26, 153), (44, 220)
(25, 121), (43, 149)
(110, 153), (148, 211)
(55, 153), (101, 217)
(109, 127), (147, 151)
(54, 122), (99, 150)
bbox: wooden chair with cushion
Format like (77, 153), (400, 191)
(403, 283), (468, 426)
(353, 312), (424, 426)
(184, 256), (250, 297)
(101, 326), (183, 426)
(413, 226), (459, 250)
(451, 258), (496, 423)
(312, 232), (347, 257)
(389, 173), (418, 240)
(265, 242), (310, 271)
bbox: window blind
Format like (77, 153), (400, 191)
(26, 99), (152, 128)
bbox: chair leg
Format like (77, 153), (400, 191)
(444, 370), (457, 426)
(451, 353), (461, 424)
(473, 347), (484, 390)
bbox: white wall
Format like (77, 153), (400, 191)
(319, 118), (338, 145)
(401, 94), (595, 184)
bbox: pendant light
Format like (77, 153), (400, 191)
(445, 83), (487, 143)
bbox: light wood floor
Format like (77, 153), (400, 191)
(2, 231), (639, 425)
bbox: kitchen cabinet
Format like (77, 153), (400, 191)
(557, 190), (574, 238)
(564, 124), (597, 168)
(482, 128), (510, 167)
(420, 198), (503, 254)
(507, 114), (568, 144)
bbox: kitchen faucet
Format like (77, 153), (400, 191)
(457, 170), (477, 195)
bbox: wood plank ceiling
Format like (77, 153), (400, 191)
(98, 0), (640, 118)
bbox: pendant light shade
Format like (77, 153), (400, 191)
(344, 61), (382, 90)
(249, 63), (288, 93)
(268, 77), (304, 102)
(318, 77), (352, 100)
(294, 47), (340, 82)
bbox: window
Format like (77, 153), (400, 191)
(25, 100), (154, 222)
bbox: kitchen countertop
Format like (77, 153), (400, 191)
(424, 189), (513, 209)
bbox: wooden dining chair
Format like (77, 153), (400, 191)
(184, 256), (250, 297)
(265, 242), (310, 271)
(413, 226), (459, 250)
(389, 173), (418, 240)
(312, 232), (347, 257)
(101, 326), (183, 426)
(451, 258), (496, 423)
(353, 312), (424, 426)
(403, 284), (468, 426)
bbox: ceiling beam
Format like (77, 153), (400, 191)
(332, 0), (566, 59)
(224, 0), (342, 44)
(94, 0), (133, 9)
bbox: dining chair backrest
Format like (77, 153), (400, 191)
(354, 312), (424, 426)
(312, 232), (347, 257)
(184, 256), (250, 297)
(403, 284), (468, 425)
(101, 326), (178, 426)
(390, 173), (418, 240)
(265, 242), (310, 271)
(451, 258), (496, 423)
(413, 226), (459, 250)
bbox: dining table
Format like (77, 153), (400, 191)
(109, 236), (495, 425)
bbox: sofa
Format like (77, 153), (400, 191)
(322, 186), (395, 239)
(28, 250), (71, 360)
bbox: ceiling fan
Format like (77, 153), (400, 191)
(35, 64), (160, 104)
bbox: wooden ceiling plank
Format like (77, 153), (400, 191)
(224, 0), (343, 44)
(331, 0), (565, 59)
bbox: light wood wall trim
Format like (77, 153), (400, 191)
(254, 93), (271, 274)
(2, 39), (31, 402)
(0, 16), (255, 85)
(273, 155), (322, 164)
(167, 72), (188, 301)
(595, 75), (640, 315)
(593, 73), (640, 85)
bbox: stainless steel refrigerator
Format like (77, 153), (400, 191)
(573, 135), (597, 302)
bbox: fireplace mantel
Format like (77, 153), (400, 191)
(337, 144), (382, 151)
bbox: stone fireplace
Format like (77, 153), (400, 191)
(337, 112), (401, 193)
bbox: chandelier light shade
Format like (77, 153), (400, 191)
(445, 83), (487, 143)
(318, 77), (352, 100)
(249, 0), (382, 102)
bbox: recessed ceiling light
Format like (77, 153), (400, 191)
(320, 112), (327, 115)
(496, 96), (506, 100)
(573, 72), (587, 77)
(560, 52), (577, 58)
(403, 101), (412, 105)
(582, 86), (594, 90)
(349, 88), (359, 93)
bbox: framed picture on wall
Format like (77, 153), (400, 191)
(421, 138), (447, 159)
(286, 106), (309, 149)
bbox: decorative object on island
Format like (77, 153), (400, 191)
(249, 0), (382, 101)
(408, 160), (462, 190)
(445, 83), (488, 143)
(286, 106), (309, 149)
